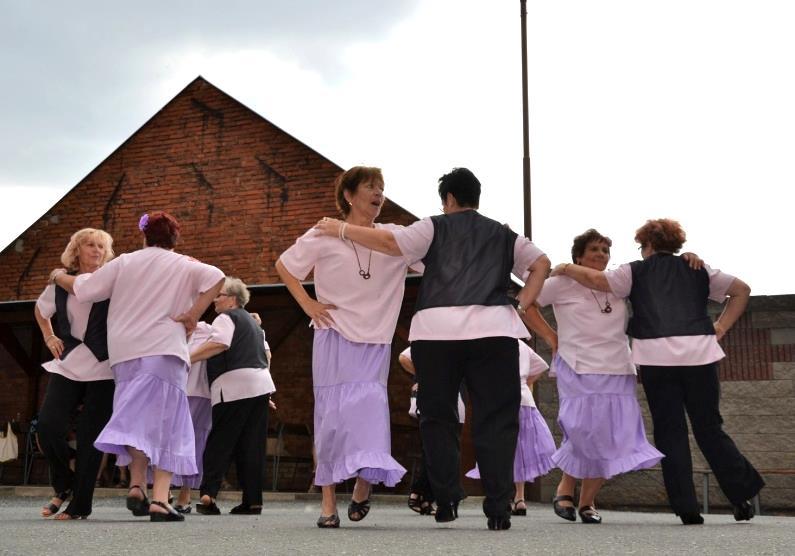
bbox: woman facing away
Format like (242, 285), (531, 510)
(52, 211), (224, 522)
(35, 228), (116, 520)
(550, 219), (764, 524)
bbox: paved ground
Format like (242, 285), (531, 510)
(0, 491), (791, 555)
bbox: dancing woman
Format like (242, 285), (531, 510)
(191, 277), (276, 516)
(35, 228), (115, 520)
(525, 229), (663, 524)
(276, 166), (408, 528)
(551, 219), (764, 524)
(52, 211), (224, 522)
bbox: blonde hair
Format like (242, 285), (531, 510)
(223, 277), (251, 308)
(60, 228), (115, 271)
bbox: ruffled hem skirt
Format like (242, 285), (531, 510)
(551, 355), (663, 479)
(312, 329), (406, 487)
(95, 355), (198, 477)
(466, 406), (556, 482)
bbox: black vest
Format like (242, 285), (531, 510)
(54, 284), (109, 361)
(206, 308), (268, 385)
(626, 253), (715, 339)
(415, 210), (517, 311)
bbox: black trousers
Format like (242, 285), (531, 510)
(37, 373), (114, 516)
(640, 363), (764, 513)
(412, 337), (520, 518)
(410, 422), (465, 504)
(200, 394), (270, 506)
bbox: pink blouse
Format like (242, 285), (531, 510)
(278, 224), (410, 345)
(519, 340), (548, 407)
(536, 276), (635, 376)
(73, 247), (224, 367)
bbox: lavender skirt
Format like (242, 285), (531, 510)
(312, 329), (406, 487)
(146, 396), (212, 488)
(552, 355), (663, 479)
(466, 406), (556, 482)
(94, 355), (198, 476)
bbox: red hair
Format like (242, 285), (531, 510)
(143, 211), (181, 248)
(634, 218), (686, 253)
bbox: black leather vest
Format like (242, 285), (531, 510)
(206, 308), (268, 385)
(415, 210), (517, 311)
(54, 283), (109, 361)
(626, 253), (715, 339)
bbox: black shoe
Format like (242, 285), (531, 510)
(316, 514), (340, 528)
(511, 499), (527, 516)
(195, 498), (221, 515)
(174, 504), (192, 514)
(230, 504), (262, 515)
(435, 501), (458, 523)
(149, 500), (185, 522)
(347, 498), (371, 522)
(733, 500), (755, 522)
(41, 489), (72, 518)
(679, 511), (704, 525)
(126, 485), (150, 517)
(487, 514), (511, 530)
(552, 495), (577, 522)
(578, 505), (602, 524)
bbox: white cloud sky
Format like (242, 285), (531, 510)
(1, 0), (792, 294)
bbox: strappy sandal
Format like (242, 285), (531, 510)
(553, 494), (577, 522)
(511, 499), (527, 516)
(149, 500), (185, 522)
(316, 513), (340, 528)
(41, 490), (71, 518)
(54, 512), (87, 521)
(347, 498), (371, 522)
(578, 505), (602, 524)
(408, 492), (424, 514)
(126, 485), (150, 517)
(419, 499), (436, 516)
(174, 504), (192, 514)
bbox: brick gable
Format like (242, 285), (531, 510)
(0, 76), (417, 300)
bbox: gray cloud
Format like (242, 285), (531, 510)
(0, 1), (420, 187)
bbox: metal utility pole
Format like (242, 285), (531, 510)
(520, 0), (532, 240)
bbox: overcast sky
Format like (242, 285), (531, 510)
(1, 1), (792, 294)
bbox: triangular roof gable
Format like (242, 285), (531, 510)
(0, 76), (418, 300)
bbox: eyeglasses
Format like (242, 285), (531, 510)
(217, 293), (234, 297)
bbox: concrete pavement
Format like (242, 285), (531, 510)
(0, 491), (791, 555)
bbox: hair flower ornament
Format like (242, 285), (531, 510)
(138, 213), (150, 231)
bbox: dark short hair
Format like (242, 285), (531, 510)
(438, 167), (480, 208)
(144, 211), (180, 249)
(334, 166), (384, 218)
(571, 229), (612, 263)
(634, 218), (686, 253)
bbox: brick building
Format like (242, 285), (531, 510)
(1, 77), (792, 510)
(0, 76), (424, 490)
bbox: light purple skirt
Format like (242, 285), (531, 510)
(312, 329), (406, 487)
(552, 355), (663, 479)
(146, 396), (212, 488)
(95, 355), (198, 476)
(466, 406), (556, 482)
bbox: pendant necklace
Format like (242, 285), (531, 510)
(590, 290), (612, 314)
(351, 242), (372, 280)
